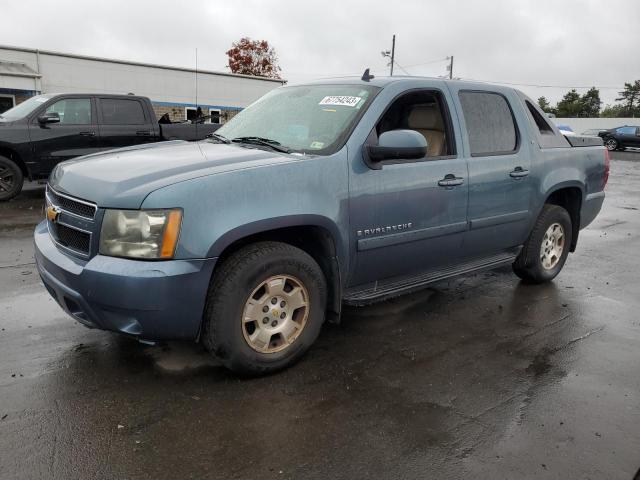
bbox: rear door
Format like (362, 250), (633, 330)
(29, 96), (99, 173)
(97, 97), (157, 151)
(614, 126), (636, 148)
(448, 87), (533, 256)
(617, 126), (640, 148)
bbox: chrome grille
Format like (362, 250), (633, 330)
(54, 223), (91, 254)
(46, 185), (98, 258)
(46, 187), (97, 219)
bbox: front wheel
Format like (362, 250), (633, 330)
(0, 156), (24, 201)
(202, 241), (327, 375)
(604, 138), (618, 151)
(513, 204), (572, 283)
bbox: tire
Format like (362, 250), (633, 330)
(512, 204), (572, 284)
(202, 241), (327, 375)
(0, 156), (24, 201)
(604, 137), (618, 151)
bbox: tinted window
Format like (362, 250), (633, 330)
(616, 126), (636, 135)
(101, 99), (146, 125)
(0, 96), (14, 114)
(46, 98), (92, 125)
(525, 101), (554, 134)
(459, 91), (517, 155)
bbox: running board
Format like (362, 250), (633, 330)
(343, 248), (521, 306)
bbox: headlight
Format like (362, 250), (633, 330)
(99, 209), (182, 259)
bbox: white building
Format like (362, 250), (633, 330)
(0, 44), (285, 123)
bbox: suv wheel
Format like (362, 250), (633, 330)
(202, 241), (327, 375)
(0, 156), (23, 201)
(604, 138), (618, 151)
(512, 204), (572, 283)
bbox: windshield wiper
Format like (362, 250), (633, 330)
(206, 133), (230, 143)
(231, 136), (291, 154)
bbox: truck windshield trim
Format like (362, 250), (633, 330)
(213, 84), (381, 156)
(0, 94), (55, 121)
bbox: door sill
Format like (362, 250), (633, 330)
(343, 247), (521, 306)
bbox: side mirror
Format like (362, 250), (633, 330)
(365, 130), (427, 169)
(37, 112), (60, 124)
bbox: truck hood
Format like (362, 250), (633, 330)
(50, 140), (296, 208)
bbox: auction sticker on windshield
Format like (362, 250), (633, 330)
(319, 96), (362, 107)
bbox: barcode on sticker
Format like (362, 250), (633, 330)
(318, 96), (362, 107)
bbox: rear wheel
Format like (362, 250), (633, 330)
(513, 204), (572, 283)
(202, 241), (327, 375)
(604, 138), (618, 151)
(0, 156), (23, 201)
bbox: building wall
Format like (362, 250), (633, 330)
(0, 45), (284, 120)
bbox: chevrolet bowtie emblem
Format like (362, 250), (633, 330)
(46, 205), (61, 223)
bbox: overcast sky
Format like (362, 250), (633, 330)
(1, 0), (638, 106)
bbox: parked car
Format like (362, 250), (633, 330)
(556, 124), (575, 136)
(598, 125), (640, 151)
(0, 93), (221, 200)
(34, 75), (608, 375)
(581, 128), (608, 137)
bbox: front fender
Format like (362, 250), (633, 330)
(141, 150), (350, 268)
(206, 214), (345, 261)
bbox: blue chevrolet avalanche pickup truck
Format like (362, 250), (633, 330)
(34, 75), (608, 374)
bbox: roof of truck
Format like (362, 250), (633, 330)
(298, 75), (514, 92)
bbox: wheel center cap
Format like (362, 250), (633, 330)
(272, 308), (280, 317)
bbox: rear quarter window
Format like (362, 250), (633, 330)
(459, 91), (518, 156)
(525, 100), (554, 135)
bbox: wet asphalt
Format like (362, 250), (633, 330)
(1, 152), (639, 480)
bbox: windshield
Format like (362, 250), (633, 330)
(0, 94), (54, 121)
(215, 84), (379, 155)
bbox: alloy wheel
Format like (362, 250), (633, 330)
(0, 165), (15, 193)
(540, 222), (565, 270)
(241, 275), (309, 353)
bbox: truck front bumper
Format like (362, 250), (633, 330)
(34, 221), (217, 341)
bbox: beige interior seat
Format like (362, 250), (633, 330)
(407, 105), (446, 156)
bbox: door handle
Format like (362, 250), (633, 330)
(136, 130), (151, 136)
(79, 131), (96, 137)
(509, 167), (529, 178)
(438, 174), (464, 187)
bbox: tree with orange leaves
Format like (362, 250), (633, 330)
(226, 37), (281, 79)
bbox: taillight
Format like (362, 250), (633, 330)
(603, 148), (610, 189)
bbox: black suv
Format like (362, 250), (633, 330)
(599, 125), (640, 151)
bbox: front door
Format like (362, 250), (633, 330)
(348, 88), (468, 287)
(449, 88), (533, 256)
(29, 97), (99, 175)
